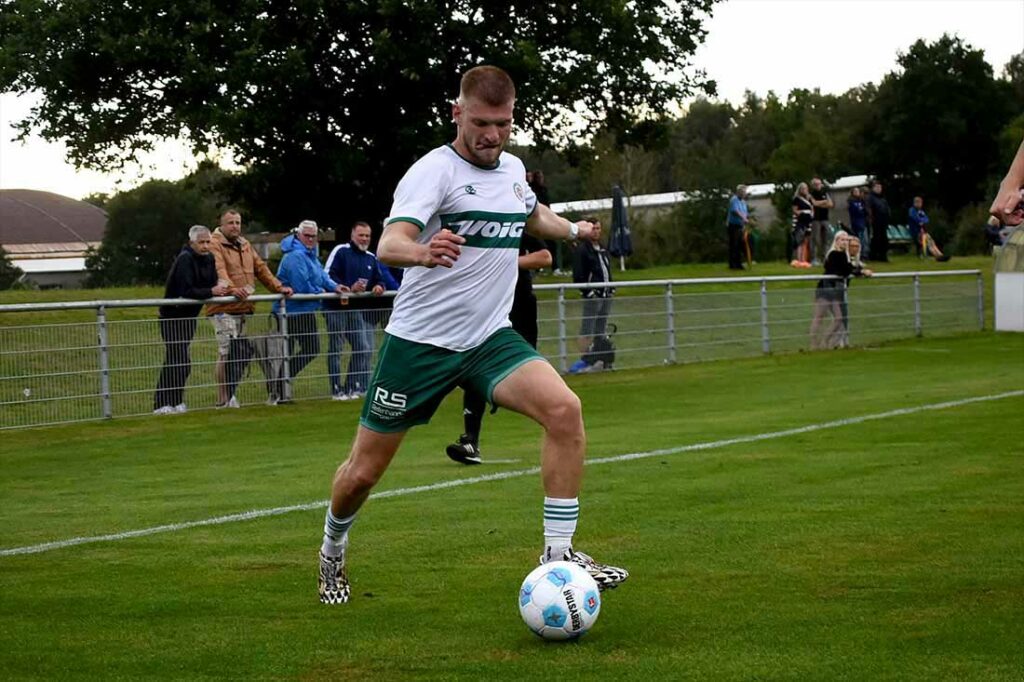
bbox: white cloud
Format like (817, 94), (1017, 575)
(694, 0), (1023, 103)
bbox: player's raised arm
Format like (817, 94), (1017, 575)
(990, 137), (1024, 226)
(526, 202), (595, 242)
(377, 221), (466, 269)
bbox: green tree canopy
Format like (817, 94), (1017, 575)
(1, 0), (716, 227)
(85, 177), (220, 287)
(867, 35), (1017, 215)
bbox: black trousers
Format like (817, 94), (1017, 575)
(727, 224), (744, 269)
(869, 224), (889, 261)
(154, 316), (198, 409)
(462, 294), (538, 441)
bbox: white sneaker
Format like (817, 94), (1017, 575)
(266, 397), (279, 406)
(332, 393), (351, 401)
(174, 403), (187, 414)
(153, 405), (174, 415)
(228, 396), (241, 409)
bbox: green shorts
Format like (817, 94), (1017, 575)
(360, 327), (544, 433)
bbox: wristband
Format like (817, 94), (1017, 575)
(566, 219), (579, 241)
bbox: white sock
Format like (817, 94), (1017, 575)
(542, 496), (578, 562)
(321, 508), (356, 558)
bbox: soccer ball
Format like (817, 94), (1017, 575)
(518, 561), (601, 640)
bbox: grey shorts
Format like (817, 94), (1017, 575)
(210, 313), (248, 356)
(580, 297), (612, 338)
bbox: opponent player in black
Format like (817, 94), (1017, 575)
(446, 234), (551, 464)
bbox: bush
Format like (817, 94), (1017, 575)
(0, 246), (24, 290)
(85, 180), (217, 287)
(627, 190), (728, 267)
(952, 203), (994, 256)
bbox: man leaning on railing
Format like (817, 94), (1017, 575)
(153, 225), (231, 415)
(207, 209), (293, 408)
(271, 220), (347, 398)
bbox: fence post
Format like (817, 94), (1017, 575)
(841, 279), (850, 346)
(760, 279), (771, 354)
(557, 287), (568, 373)
(279, 296), (291, 401)
(976, 272), (985, 330)
(96, 305), (112, 419)
(913, 275), (922, 337)
(665, 283), (677, 364)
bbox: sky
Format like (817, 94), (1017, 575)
(0, 0), (1021, 200)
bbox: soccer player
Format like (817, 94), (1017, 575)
(445, 232), (551, 464)
(318, 65), (629, 604)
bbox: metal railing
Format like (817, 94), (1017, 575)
(0, 270), (983, 430)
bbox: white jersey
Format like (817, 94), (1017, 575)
(384, 144), (537, 350)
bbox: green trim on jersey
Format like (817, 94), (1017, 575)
(386, 216), (427, 231)
(441, 210), (527, 249)
(445, 143), (501, 170)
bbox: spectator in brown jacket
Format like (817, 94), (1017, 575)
(207, 209), (293, 407)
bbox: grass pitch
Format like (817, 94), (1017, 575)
(1, 332), (1022, 680)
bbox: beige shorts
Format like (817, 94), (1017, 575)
(210, 313), (248, 356)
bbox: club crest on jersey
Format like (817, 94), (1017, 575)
(513, 182), (524, 201)
(464, 184), (477, 195)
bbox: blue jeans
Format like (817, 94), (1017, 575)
(325, 308), (374, 395)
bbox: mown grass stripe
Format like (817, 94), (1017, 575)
(1, 389), (1020, 558)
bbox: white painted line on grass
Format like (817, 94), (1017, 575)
(2, 389), (1021, 558)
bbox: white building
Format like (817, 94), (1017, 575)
(0, 189), (107, 288)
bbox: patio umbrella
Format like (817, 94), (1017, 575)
(608, 184), (632, 271)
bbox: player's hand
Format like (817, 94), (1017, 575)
(280, 286), (294, 297)
(574, 220), (595, 241)
(422, 228), (465, 268)
(863, 268), (874, 277)
(371, 285), (385, 296)
(990, 185), (1024, 226)
(231, 287), (249, 301)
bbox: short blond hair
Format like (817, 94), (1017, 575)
(459, 65), (516, 106)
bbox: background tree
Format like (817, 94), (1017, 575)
(0, 0), (717, 230)
(0, 247), (24, 290)
(1003, 51), (1024, 110)
(85, 178), (221, 287)
(866, 35), (1016, 217)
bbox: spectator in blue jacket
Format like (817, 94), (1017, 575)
(726, 184), (749, 270)
(323, 221), (388, 400)
(908, 196), (927, 257)
(847, 187), (869, 253)
(273, 220), (345, 382)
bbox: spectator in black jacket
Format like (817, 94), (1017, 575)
(809, 232), (872, 350)
(154, 225), (230, 414)
(867, 180), (890, 262)
(570, 216), (613, 372)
